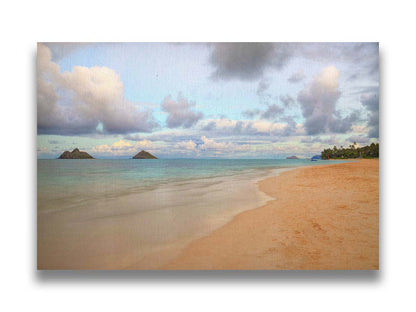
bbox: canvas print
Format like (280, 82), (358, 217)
(37, 43), (379, 270)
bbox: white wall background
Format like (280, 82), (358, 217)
(0, 1), (414, 311)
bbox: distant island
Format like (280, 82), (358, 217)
(286, 156), (299, 159)
(58, 148), (94, 159)
(132, 150), (158, 159)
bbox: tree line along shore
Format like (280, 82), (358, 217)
(321, 143), (379, 159)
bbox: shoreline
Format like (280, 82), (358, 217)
(126, 166), (297, 269)
(162, 159), (379, 270)
(38, 163), (286, 269)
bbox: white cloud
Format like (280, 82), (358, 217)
(175, 140), (197, 150)
(170, 136), (251, 156)
(200, 136), (228, 150)
(37, 43), (157, 135)
(37, 146), (49, 153)
(92, 139), (153, 156)
(351, 125), (369, 134)
(198, 118), (296, 136)
(199, 136), (250, 152)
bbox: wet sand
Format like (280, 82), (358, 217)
(163, 159), (379, 270)
(37, 168), (274, 270)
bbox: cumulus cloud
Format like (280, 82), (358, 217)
(199, 136), (250, 152)
(92, 139), (153, 156)
(200, 136), (229, 150)
(300, 135), (344, 146)
(351, 125), (369, 134)
(297, 66), (354, 135)
(37, 43), (158, 135)
(165, 136), (252, 156)
(198, 118), (299, 137)
(347, 135), (370, 144)
(200, 121), (217, 131)
(360, 92), (379, 138)
(175, 140), (197, 151)
(161, 94), (203, 128)
(209, 43), (293, 81)
(288, 70), (305, 83)
(125, 130), (202, 144)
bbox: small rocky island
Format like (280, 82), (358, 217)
(286, 155), (299, 159)
(58, 148), (94, 159)
(133, 150), (158, 159)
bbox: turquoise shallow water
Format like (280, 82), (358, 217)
(37, 158), (349, 211)
(38, 159), (342, 189)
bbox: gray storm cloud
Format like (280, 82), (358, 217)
(37, 43), (158, 135)
(360, 92), (379, 138)
(161, 94), (204, 128)
(209, 43), (378, 82)
(209, 43), (293, 81)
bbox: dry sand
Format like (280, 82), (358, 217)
(163, 159), (379, 270)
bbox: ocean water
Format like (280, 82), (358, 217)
(38, 159), (340, 208)
(37, 159), (348, 269)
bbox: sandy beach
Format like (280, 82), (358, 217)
(163, 159), (379, 270)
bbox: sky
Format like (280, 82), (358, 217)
(37, 42), (379, 159)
